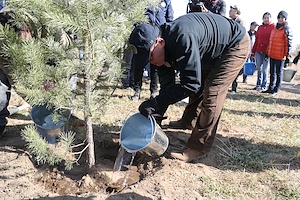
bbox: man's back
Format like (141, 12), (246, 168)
(162, 13), (246, 60)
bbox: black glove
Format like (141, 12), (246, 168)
(264, 54), (269, 61)
(138, 98), (158, 117)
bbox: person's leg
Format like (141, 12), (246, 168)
(255, 52), (264, 90)
(129, 55), (135, 88)
(121, 48), (134, 88)
(243, 73), (248, 83)
(261, 54), (269, 91)
(171, 34), (250, 161)
(132, 55), (144, 100)
(145, 63), (150, 78)
(231, 76), (238, 92)
(272, 59), (284, 95)
(149, 64), (159, 99)
(232, 68), (243, 92)
(268, 58), (276, 92)
(169, 70), (210, 130)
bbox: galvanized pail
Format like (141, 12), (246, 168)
(120, 113), (169, 156)
(30, 105), (70, 144)
(283, 68), (297, 82)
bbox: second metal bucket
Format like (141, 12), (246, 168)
(30, 105), (71, 144)
(120, 113), (169, 156)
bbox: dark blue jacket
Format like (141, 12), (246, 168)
(156, 13), (246, 108)
(146, 0), (174, 26)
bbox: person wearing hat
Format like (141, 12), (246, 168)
(228, 5), (245, 93)
(262, 10), (293, 97)
(229, 5), (244, 26)
(248, 21), (259, 56)
(242, 21), (259, 84)
(122, 0), (174, 101)
(129, 13), (250, 162)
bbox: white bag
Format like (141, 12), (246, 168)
(0, 80), (9, 111)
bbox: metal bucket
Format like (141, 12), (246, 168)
(120, 113), (169, 156)
(283, 68), (297, 82)
(30, 105), (70, 144)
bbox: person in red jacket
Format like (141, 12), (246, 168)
(263, 10), (293, 97)
(251, 12), (275, 91)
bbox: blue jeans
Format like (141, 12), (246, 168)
(254, 52), (269, 90)
(269, 58), (284, 93)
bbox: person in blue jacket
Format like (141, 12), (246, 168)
(130, 0), (174, 101)
(121, 1), (174, 99)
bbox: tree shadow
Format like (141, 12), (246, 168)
(7, 112), (32, 121)
(35, 195), (97, 200)
(106, 192), (153, 200)
(280, 82), (300, 94)
(32, 193), (153, 200)
(223, 108), (300, 118)
(226, 92), (300, 107)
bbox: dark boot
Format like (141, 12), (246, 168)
(261, 88), (273, 93)
(168, 120), (193, 130)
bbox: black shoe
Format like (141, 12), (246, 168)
(261, 88), (272, 93)
(169, 120), (193, 130)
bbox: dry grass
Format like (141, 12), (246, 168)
(102, 73), (300, 199)
(5, 71), (300, 199)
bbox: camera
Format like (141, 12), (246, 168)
(187, 0), (205, 13)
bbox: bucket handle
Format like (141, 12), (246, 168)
(122, 108), (139, 125)
(149, 115), (155, 138)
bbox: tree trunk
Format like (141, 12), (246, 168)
(83, 26), (95, 170)
(86, 115), (95, 169)
(84, 73), (95, 170)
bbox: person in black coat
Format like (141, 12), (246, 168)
(122, 0), (174, 101)
(129, 13), (249, 162)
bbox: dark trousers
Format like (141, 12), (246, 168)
(122, 49), (159, 93)
(268, 58), (284, 93)
(121, 49), (134, 88)
(231, 68), (245, 91)
(182, 34), (250, 152)
(133, 62), (159, 94)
